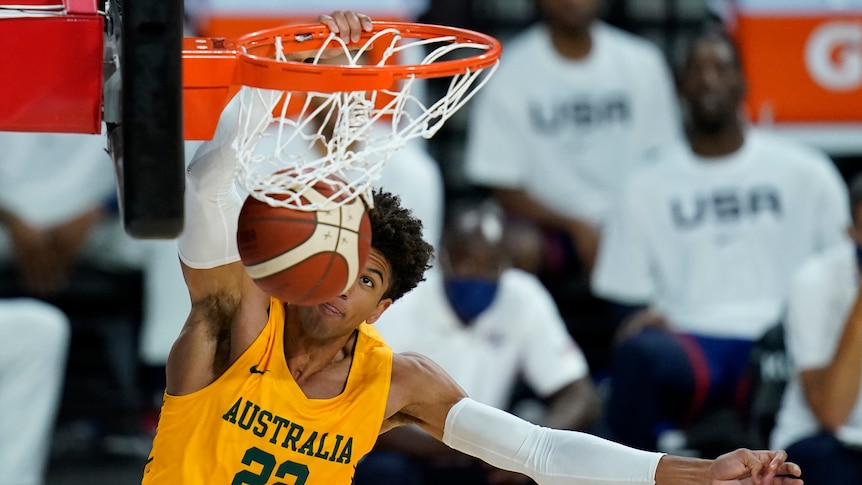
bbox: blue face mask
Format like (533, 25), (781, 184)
(444, 278), (499, 325)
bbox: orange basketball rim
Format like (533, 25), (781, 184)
(182, 21), (503, 141)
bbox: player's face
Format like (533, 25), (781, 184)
(679, 38), (744, 132)
(298, 249), (392, 338)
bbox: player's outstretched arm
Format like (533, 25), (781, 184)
(391, 352), (658, 484)
(440, 397), (802, 485)
(386, 351), (803, 485)
(442, 398), (660, 485)
(384, 352), (468, 439)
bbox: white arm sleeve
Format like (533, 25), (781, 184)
(177, 93), (243, 269)
(178, 88), (275, 269)
(443, 398), (663, 485)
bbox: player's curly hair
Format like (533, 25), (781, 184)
(368, 189), (434, 302)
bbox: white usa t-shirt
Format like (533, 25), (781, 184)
(592, 130), (849, 339)
(464, 22), (680, 227)
(771, 242), (862, 449)
(375, 269), (589, 409)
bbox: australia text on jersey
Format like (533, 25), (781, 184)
(222, 397), (355, 464)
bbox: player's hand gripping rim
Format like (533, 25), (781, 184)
(283, 11), (373, 63)
(317, 11), (373, 44)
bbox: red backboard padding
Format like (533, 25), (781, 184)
(0, 13), (104, 133)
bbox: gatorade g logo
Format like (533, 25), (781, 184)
(805, 21), (862, 91)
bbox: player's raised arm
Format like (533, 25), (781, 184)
(167, 88), (263, 397)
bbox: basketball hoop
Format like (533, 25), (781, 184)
(184, 21), (502, 211)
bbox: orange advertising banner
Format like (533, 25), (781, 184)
(736, 13), (862, 123)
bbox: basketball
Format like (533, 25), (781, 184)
(236, 181), (372, 305)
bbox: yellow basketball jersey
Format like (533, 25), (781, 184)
(141, 297), (393, 484)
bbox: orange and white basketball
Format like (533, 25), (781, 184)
(236, 181), (372, 305)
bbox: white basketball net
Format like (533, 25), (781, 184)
(234, 27), (498, 210)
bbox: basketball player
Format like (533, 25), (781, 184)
(591, 28), (850, 452)
(464, 0), (681, 276)
(141, 11), (802, 485)
(769, 173), (862, 484)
